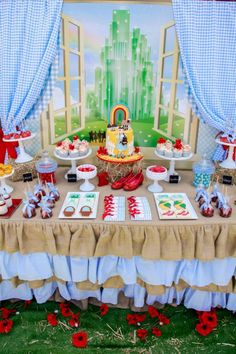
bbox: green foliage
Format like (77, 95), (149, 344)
(0, 301), (235, 354)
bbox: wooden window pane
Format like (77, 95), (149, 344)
(172, 115), (185, 139)
(70, 80), (80, 104)
(70, 53), (80, 77)
(55, 111), (67, 138)
(164, 26), (175, 53)
(158, 108), (168, 133)
(69, 22), (79, 51)
(174, 84), (187, 114)
(160, 82), (171, 107)
(163, 56), (173, 79)
(53, 81), (66, 110)
(71, 106), (81, 131)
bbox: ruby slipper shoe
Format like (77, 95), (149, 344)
(123, 171), (144, 191)
(111, 172), (134, 190)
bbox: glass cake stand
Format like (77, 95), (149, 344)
(54, 148), (92, 180)
(3, 133), (36, 163)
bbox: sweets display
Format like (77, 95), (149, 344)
(195, 184), (232, 218)
(58, 192), (99, 219)
(55, 136), (90, 158)
(77, 164), (97, 192)
(36, 151), (57, 184)
(154, 193), (198, 220)
(192, 154), (215, 188)
(156, 138), (192, 158)
(146, 165), (167, 193)
(102, 195), (125, 221)
(105, 104), (134, 158)
(127, 196), (152, 221)
(0, 164), (13, 177)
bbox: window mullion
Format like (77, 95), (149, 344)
(64, 18), (71, 134)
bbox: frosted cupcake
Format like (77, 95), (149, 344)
(69, 144), (80, 158)
(61, 138), (71, 149)
(55, 142), (68, 158)
(165, 140), (173, 150)
(156, 144), (165, 155)
(173, 148), (182, 158)
(164, 147), (173, 158)
(182, 144), (192, 157)
(78, 143), (88, 156)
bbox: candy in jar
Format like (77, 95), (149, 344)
(192, 154), (215, 188)
(35, 151), (57, 184)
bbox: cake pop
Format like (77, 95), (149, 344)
(42, 195), (55, 209)
(22, 199), (36, 218)
(47, 182), (60, 202)
(210, 183), (219, 204)
(27, 191), (40, 208)
(39, 201), (53, 219)
(200, 197), (214, 217)
(34, 183), (46, 201)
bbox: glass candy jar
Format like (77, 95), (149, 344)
(35, 151), (57, 184)
(192, 154), (215, 188)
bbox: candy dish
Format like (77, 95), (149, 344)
(146, 165), (167, 193)
(3, 133), (36, 163)
(77, 164), (97, 192)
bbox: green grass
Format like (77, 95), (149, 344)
(54, 115), (186, 147)
(0, 301), (235, 353)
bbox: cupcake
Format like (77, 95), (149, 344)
(78, 144), (88, 156)
(55, 142), (68, 158)
(69, 144), (80, 158)
(173, 148), (182, 158)
(165, 140), (173, 150)
(164, 147), (173, 158)
(0, 200), (8, 215)
(156, 144), (165, 156)
(182, 144), (192, 157)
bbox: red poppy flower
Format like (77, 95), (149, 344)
(47, 313), (58, 327)
(137, 329), (148, 341)
(158, 314), (170, 325)
(199, 311), (217, 329)
(152, 327), (162, 337)
(24, 300), (32, 309)
(0, 308), (16, 320)
(72, 331), (88, 348)
(148, 306), (159, 318)
(69, 313), (80, 328)
(100, 304), (109, 316)
(0, 319), (13, 334)
(196, 322), (213, 336)
(126, 313), (146, 325)
(59, 302), (70, 310)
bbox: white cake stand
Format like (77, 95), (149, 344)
(155, 150), (193, 182)
(0, 169), (14, 194)
(54, 148), (92, 180)
(77, 164), (97, 191)
(3, 133), (36, 163)
(146, 166), (167, 192)
(215, 138), (236, 169)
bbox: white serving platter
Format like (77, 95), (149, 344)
(58, 191), (99, 219)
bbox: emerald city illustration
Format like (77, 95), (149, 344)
(51, 3), (189, 148)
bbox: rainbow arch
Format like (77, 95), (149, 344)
(110, 104), (129, 125)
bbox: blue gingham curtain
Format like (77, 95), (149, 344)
(172, 0), (236, 133)
(0, 0), (63, 134)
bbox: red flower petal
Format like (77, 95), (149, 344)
(199, 312), (217, 329)
(100, 304), (109, 316)
(72, 331), (88, 348)
(158, 314), (170, 325)
(196, 322), (213, 336)
(137, 329), (148, 341)
(47, 313), (58, 327)
(148, 306), (159, 318)
(152, 327), (162, 337)
(0, 319), (13, 334)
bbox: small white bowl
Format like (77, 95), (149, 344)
(77, 164), (97, 191)
(146, 165), (167, 192)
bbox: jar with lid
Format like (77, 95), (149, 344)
(35, 151), (57, 184)
(192, 154), (215, 188)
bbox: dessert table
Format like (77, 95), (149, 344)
(0, 168), (236, 311)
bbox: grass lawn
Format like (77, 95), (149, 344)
(0, 301), (235, 353)
(54, 114), (186, 147)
